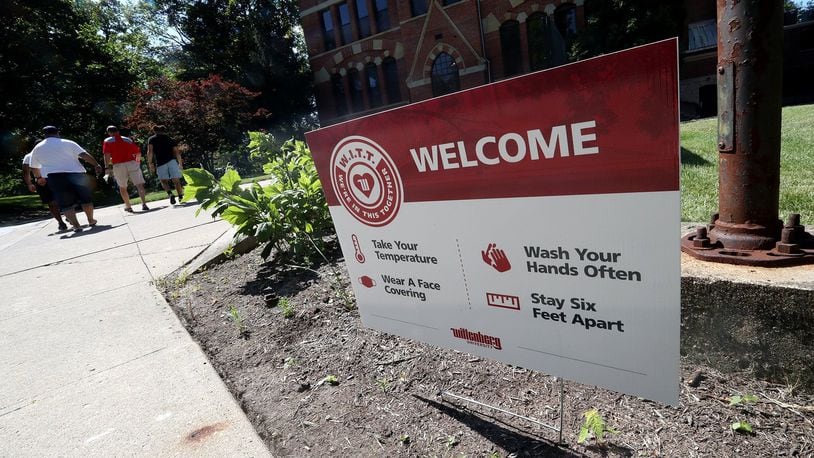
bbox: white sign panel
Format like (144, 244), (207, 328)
(307, 40), (680, 405)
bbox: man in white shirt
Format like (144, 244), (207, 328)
(30, 126), (103, 231)
(22, 152), (67, 231)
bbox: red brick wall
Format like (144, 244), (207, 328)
(299, 0), (585, 125)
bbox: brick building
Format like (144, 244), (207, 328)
(298, 0), (585, 125)
(299, 0), (814, 125)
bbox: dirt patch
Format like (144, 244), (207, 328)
(160, 249), (814, 457)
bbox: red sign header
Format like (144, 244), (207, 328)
(307, 39), (679, 211)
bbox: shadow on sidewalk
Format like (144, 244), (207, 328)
(58, 223), (122, 238)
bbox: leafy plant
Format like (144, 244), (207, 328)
(577, 409), (618, 445)
(175, 270), (189, 286)
(182, 137), (334, 264)
(283, 356), (298, 368)
(278, 297), (295, 318)
(227, 304), (246, 335)
(329, 269), (355, 310)
(444, 435), (459, 448)
(376, 377), (391, 393)
(729, 394), (759, 406)
(731, 421), (754, 434)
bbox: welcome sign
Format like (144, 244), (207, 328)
(306, 39), (680, 405)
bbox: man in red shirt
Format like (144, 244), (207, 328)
(102, 125), (149, 212)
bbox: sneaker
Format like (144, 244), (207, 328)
(88, 219), (98, 227)
(142, 204), (150, 211)
(169, 194), (176, 205)
(72, 225), (82, 232)
(124, 207), (134, 213)
(57, 223), (68, 232)
(178, 194), (184, 202)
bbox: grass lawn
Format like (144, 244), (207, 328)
(681, 104), (814, 223)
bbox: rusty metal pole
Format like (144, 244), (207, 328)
(681, 0), (814, 266)
(714, 0), (783, 249)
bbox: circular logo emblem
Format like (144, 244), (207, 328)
(330, 136), (403, 227)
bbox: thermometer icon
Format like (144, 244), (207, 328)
(351, 234), (366, 263)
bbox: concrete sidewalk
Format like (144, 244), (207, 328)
(0, 200), (270, 457)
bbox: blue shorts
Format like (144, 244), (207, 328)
(157, 159), (182, 180)
(47, 173), (94, 211)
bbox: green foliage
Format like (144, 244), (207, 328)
(444, 435), (459, 448)
(729, 394), (759, 406)
(152, 0), (315, 131)
(577, 409), (618, 445)
(278, 297), (295, 318)
(227, 304), (246, 335)
(570, 0), (685, 60)
(376, 378), (392, 393)
(731, 421), (754, 434)
(0, 0), (161, 194)
(183, 137), (333, 264)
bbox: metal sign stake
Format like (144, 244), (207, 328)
(440, 377), (566, 446)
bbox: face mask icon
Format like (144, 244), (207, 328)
(358, 275), (376, 288)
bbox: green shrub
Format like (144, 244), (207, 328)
(182, 136), (334, 263)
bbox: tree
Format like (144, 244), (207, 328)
(570, 0), (685, 60)
(0, 0), (162, 195)
(126, 75), (260, 173)
(153, 0), (315, 134)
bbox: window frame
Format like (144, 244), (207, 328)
(355, 0), (371, 39)
(331, 73), (348, 117)
(321, 9), (336, 51)
(499, 20), (522, 77)
(364, 62), (383, 108)
(348, 68), (364, 112)
(431, 52), (460, 97)
(338, 2), (353, 45)
(373, 0), (390, 32)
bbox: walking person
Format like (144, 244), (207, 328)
(22, 151), (68, 231)
(102, 125), (149, 212)
(29, 126), (102, 231)
(146, 125), (184, 204)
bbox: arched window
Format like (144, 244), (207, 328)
(331, 73), (347, 117)
(348, 68), (364, 112)
(499, 20), (522, 77)
(382, 57), (401, 103)
(365, 62), (383, 108)
(431, 52), (460, 97)
(527, 13), (557, 71)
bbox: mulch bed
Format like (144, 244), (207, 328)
(159, 249), (814, 457)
